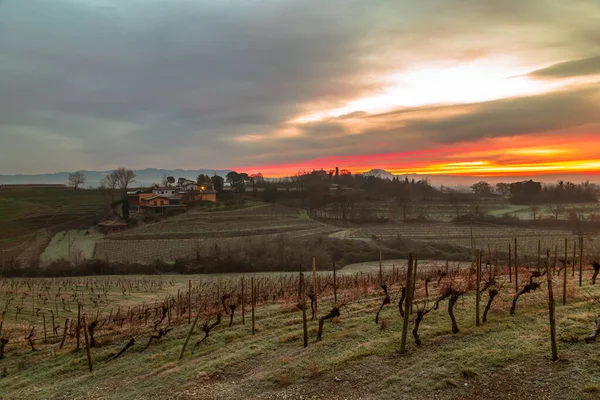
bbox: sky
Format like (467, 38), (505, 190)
(1, 0), (600, 179)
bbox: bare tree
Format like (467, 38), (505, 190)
(470, 181), (492, 196)
(112, 168), (137, 196)
(568, 210), (588, 237)
(100, 173), (119, 204)
(67, 171), (86, 189)
(495, 183), (511, 198)
(548, 204), (565, 221)
(531, 204), (538, 221)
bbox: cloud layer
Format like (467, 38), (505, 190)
(1, 0), (600, 175)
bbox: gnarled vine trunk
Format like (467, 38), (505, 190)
(592, 263), (600, 285)
(316, 308), (341, 342)
(482, 289), (498, 323)
(448, 293), (461, 334)
(510, 282), (541, 316)
(376, 285), (391, 324)
(398, 287), (406, 317)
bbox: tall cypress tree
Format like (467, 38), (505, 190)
(122, 197), (130, 221)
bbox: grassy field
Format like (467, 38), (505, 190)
(0, 188), (106, 247)
(2, 263), (600, 399)
(40, 229), (104, 265)
(488, 203), (600, 220)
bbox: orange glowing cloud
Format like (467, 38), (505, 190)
(235, 134), (600, 179)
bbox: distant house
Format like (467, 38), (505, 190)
(152, 186), (180, 197)
(141, 195), (172, 207)
(137, 180), (217, 212)
(179, 179), (199, 191)
(139, 193), (186, 212)
(311, 169), (329, 179)
(153, 181), (217, 203)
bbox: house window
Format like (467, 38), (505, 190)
(160, 200), (165, 205)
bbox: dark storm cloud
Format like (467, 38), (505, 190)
(0, 0), (382, 172)
(401, 86), (600, 144)
(1, 0), (599, 174)
(528, 56), (600, 79)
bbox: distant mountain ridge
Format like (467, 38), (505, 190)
(363, 169), (395, 179)
(0, 168), (232, 188)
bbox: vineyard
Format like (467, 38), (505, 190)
(91, 204), (339, 264)
(340, 222), (600, 259)
(36, 201), (600, 268)
(3, 238), (600, 399)
(315, 199), (510, 223)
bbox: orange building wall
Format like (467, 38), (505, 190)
(201, 193), (217, 203)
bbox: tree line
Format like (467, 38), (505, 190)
(470, 179), (597, 204)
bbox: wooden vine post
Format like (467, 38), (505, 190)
(508, 243), (512, 283)
(312, 257), (318, 317)
(379, 250), (383, 284)
(76, 303), (81, 350)
(572, 240), (577, 278)
(42, 313), (47, 343)
(546, 251), (559, 361)
(179, 306), (201, 360)
(411, 255), (418, 314)
(82, 315), (93, 373)
(563, 238), (568, 305)
(400, 253), (415, 354)
(579, 236), (584, 287)
(59, 319), (69, 349)
(300, 271), (308, 348)
(241, 277), (246, 325)
(537, 239), (541, 271)
(514, 238), (518, 293)
(251, 277), (256, 335)
(553, 245), (558, 275)
(476, 249), (481, 327)
(188, 280), (191, 324)
(333, 261), (338, 305)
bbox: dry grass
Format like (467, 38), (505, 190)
(307, 362), (319, 379)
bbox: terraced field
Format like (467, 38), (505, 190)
(335, 222), (600, 259)
(92, 204), (340, 264)
(320, 200), (510, 223)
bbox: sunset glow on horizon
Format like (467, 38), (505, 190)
(236, 134), (600, 179)
(231, 56), (600, 180)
